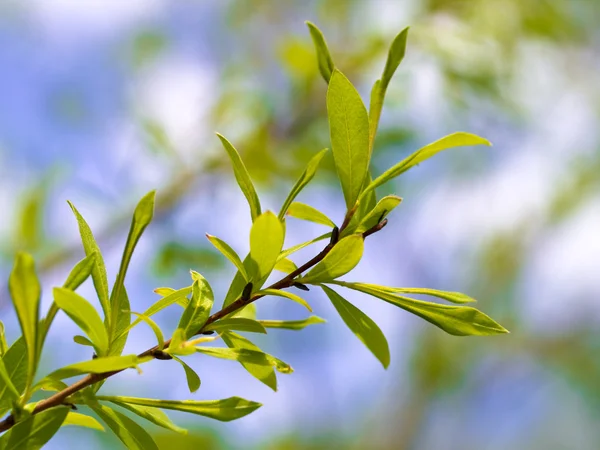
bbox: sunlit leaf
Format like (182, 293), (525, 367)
(129, 312), (165, 350)
(355, 195), (402, 233)
(0, 338), (27, 416)
(107, 400), (187, 434)
(166, 329), (196, 356)
(8, 252), (41, 392)
(278, 148), (329, 219)
(257, 289), (312, 312)
(286, 202), (336, 227)
(53, 287), (109, 356)
(327, 69), (370, 209)
(72, 335), (94, 347)
(305, 21), (335, 82)
(0, 359), (20, 404)
(205, 318), (267, 334)
(381, 27), (410, 91)
(347, 282), (477, 304)
(196, 346), (293, 374)
(278, 232), (331, 261)
(216, 133), (261, 222)
(0, 406), (68, 450)
(63, 412), (105, 431)
(206, 234), (249, 281)
(42, 355), (147, 381)
(0, 321), (7, 357)
(248, 211), (285, 286)
(273, 258), (297, 274)
(321, 285), (390, 368)
(258, 316), (326, 331)
(298, 235), (364, 284)
(96, 396), (262, 422)
(172, 356), (201, 393)
(153, 287), (175, 297)
(177, 274), (214, 339)
(333, 282), (508, 336)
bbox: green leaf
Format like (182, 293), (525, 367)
(88, 403), (158, 450)
(355, 195), (402, 233)
(361, 133), (492, 199)
(196, 347), (293, 374)
(368, 80), (384, 150)
(109, 190), (155, 353)
(256, 289), (312, 312)
(206, 234), (249, 281)
(205, 318), (267, 334)
(298, 234), (364, 284)
(381, 27), (410, 92)
(8, 252), (41, 393)
(166, 329), (196, 356)
(0, 338), (28, 416)
(305, 21), (335, 82)
(333, 282), (509, 336)
(129, 312), (165, 349)
(286, 202), (336, 228)
(63, 252), (97, 291)
(73, 335), (94, 347)
(67, 202), (110, 324)
(63, 412), (105, 431)
(42, 355), (146, 381)
(321, 285), (390, 368)
(220, 331), (277, 391)
(348, 283), (476, 304)
(172, 356), (201, 393)
(258, 316), (327, 331)
(0, 406), (68, 450)
(107, 400), (187, 434)
(216, 133), (261, 222)
(0, 321), (7, 357)
(153, 287), (175, 297)
(0, 359), (20, 404)
(278, 148), (329, 219)
(327, 69), (370, 209)
(248, 211), (285, 286)
(278, 232), (331, 261)
(273, 258), (297, 274)
(97, 396), (262, 422)
(177, 274), (214, 339)
(53, 287), (109, 356)
(34, 379), (68, 393)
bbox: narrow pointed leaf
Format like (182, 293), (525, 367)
(274, 258), (297, 274)
(321, 285), (390, 368)
(221, 331), (277, 391)
(381, 27), (409, 91)
(206, 234), (249, 281)
(362, 133), (492, 198)
(298, 234), (364, 284)
(348, 283), (476, 304)
(0, 321), (7, 357)
(177, 274), (214, 339)
(8, 252), (41, 392)
(196, 346), (293, 374)
(97, 396), (262, 422)
(355, 195), (402, 233)
(216, 133), (261, 222)
(42, 354), (146, 381)
(0, 359), (20, 403)
(278, 232), (331, 261)
(248, 211), (285, 286)
(129, 312), (164, 349)
(286, 202), (336, 227)
(73, 335), (94, 347)
(0, 338), (27, 416)
(279, 148), (329, 219)
(305, 21), (335, 82)
(88, 403), (158, 450)
(67, 202), (110, 322)
(53, 287), (109, 355)
(259, 316), (327, 330)
(0, 406), (68, 450)
(153, 287), (175, 297)
(257, 289), (312, 312)
(333, 282), (508, 336)
(205, 318), (267, 334)
(172, 356), (201, 393)
(63, 412), (105, 431)
(327, 69), (370, 209)
(166, 328), (196, 356)
(108, 400), (187, 434)
(368, 80), (384, 149)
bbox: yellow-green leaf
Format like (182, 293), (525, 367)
(298, 234), (364, 284)
(88, 403), (158, 450)
(258, 316), (326, 331)
(249, 211), (285, 284)
(278, 232), (331, 261)
(205, 318), (267, 334)
(206, 234), (249, 281)
(305, 21), (335, 82)
(355, 195), (402, 233)
(286, 202), (336, 227)
(172, 356), (201, 393)
(129, 312), (164, 349)
(42, 355), (146, 381)
(63, 412), (105, 431)
(0, 338), (27, 416)
(107, 400), (187, 434)
(347, 283), (477, 304)
(0, 407), (68, 450)
(273, 258), (297, 274)
(257, 289), (312, 312)
(177, 274), (214, 339)
(0, 321), (7, 357)
(196, 347), (293, 374)
(0, 358), (20, 404)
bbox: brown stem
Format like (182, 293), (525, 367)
(0, 218), (387, 433)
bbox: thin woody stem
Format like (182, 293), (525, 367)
(0, 215), (386, 433)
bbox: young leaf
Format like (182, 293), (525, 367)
(129, 312), (165, 349)
(333, 282), (508, 336)
(361, 133), (492, 198)
(205, 318), (267, 334)
(0, 359), (20, 404)
(286, 202), (336, 227)
(381, 27), (410, 91)
(259, 316), (327, 331)
(166, 329), (196, 356)
(256, 289), (312, 312)
(153, 287), (175, 297)
(96, 396), (262, 422)
(8, 252), (41, 393)
(172, 356), (201, 393)
(221, 331), (277, 391)
(354, 195), (402, 233)
(248, 211), (285, 284)
(0, 321), (7, 357)
(63, 252), (97, 291)
(206, 234), (249, 281)
(42, 354), (146, 381)
(305, 21), (335, 82)
(68, 202), (111, 323)
(53, 287), (109, 356)
(278, 232), (331, 261)
(274, 258), (298, 274)
(347, 283), (476, 304)
(63, 412), (105, 431)
(196, 347), (293, 374)
(216, 133), (261, 222)
(0, 406), (68, 450)
(177, 274), (214, 339)
(278, 148), (329, 219)
(327, 69), (370, 209)
(298, 234), (364, 284)
(108, 400), (187, 434)
(73, 335), (94, 347)
(0, 338), (27, 416)
(321, 285), (390, 368)
(88, 403), (158, 450)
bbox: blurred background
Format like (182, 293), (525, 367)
(1, 0), (599, 449)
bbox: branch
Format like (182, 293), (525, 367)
(0, 216), (386, 433)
